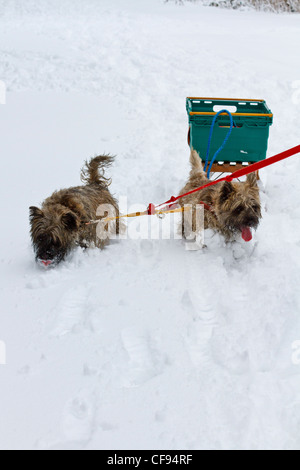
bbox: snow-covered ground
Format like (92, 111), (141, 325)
(0, 0), (300, 450)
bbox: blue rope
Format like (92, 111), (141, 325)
(204, 109), (234, 179)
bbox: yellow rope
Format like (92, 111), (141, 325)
(86, 206), (190, 226)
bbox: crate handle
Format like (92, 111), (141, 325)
(213, 104), (237, 114)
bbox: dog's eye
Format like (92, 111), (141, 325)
(234, 206), (243, 215)
(252, 204), (260, 212)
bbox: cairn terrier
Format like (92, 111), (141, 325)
(29, 155), (120, 267)
(179, 149), (262, 242)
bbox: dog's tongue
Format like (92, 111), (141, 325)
(41, 260), (52, 267)
(241, 226), (252, 242)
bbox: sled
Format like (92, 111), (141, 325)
(187, 97), (273, 175)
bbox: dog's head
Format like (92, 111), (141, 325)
(29, 205), (80, 266)
(215, 173), (262, 241)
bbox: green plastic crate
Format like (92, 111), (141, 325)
(187, 97), (273, 164)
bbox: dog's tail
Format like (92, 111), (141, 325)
(81, 155), (114, 186)
(189, 148), (206, 178)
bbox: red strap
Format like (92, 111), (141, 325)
(147, 203), (156, 215)
(156, 145), (300, 210)
(225, 144), (300, 181)
(200, 201), (213, 212)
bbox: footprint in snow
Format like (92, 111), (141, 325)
(185, 322), (215, 368)
(62, 389), (96, 444)
(181, 290), (216, 367)
(121, 327), (162, 388)
(181, 289), (216, 321)
(50, 285), (90, 337)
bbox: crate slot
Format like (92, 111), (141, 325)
(213, 105), (237, 113)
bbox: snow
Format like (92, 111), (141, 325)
(0, 0), (300, 450)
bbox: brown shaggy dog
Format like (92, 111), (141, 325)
(179, 149), (262, 242)
(29, 155), (120, 266)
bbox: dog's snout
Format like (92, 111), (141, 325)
(39, 249), (55, 261)
(243, 215), (259, 228)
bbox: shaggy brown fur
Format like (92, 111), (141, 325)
(179, 149), (262, 242)
(29, 155), (120, 266)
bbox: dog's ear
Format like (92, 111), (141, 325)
(61, 211), (79, 231)
(29, 206), (44, 221)
(246, 173), (258, 188)
(61, 194), (85, 215)
(219, 181), (235, 203)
